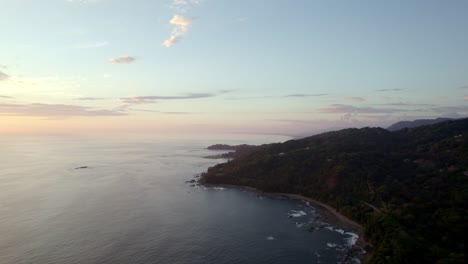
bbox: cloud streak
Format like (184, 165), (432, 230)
(343, 97), (365, 102)
(431, 106), (468, 113)
(163, 15), (193, 47)
(375, 88), (403, 92)
(0, 95), (13, 99)
(284, 94), (328, 98)
(109, 56), (136, 64)
(380, 101), (434, 107)
(318, 104), (403, 114)
(227, 93), (328, 100)
(170, 0), (203, 13)
(0, 71), (10, 81)
(117, 92), (214, 111)
(0, 103), (126, 117)
(121, 93), (213, 104)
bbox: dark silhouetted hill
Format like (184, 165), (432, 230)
(386, 118), (452, 131)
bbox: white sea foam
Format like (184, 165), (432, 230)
(325, 227), (359, 246)
(288, 210), (307, 217)
(266, 236), (275, 240)
(213, 187), (225, 190)
(325, 227), (344, 234)
(345, 232), (359, 246)
(326, 243), (337, 248)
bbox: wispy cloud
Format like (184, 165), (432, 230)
(227, 93), (327, 100)
(109, 56), (136, 64)
(218, 89), (237, 94)
(119, 97), (158, 106)
(226, 96), (275, 100)
(460, 85), (468, 89)
(375, 88), (403, 92)
(383, 101), (406, 106)
(163, 15), (193, 47)
(163, 0), (202, 47)
(170, 0), (203, 13)
(0, 103), (126, 117)
(284, 94), (328, 98)
(381, 101), (434, 107)
(130, 108), (195, 115)
(0, 95), (13, 99)
(0, 71), (10, 81)
(343, 97), (365, 102)
(268, 119), (322, 125)
(430, 105), (468, 118)
(318, 104), (403, 114)
(117, 92), (214, 111)
(74, 41), (109, 49)
(122, 93), (214, 103)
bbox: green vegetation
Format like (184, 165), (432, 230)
(201, 119), (468, 263)
(207, 144), (255, 151)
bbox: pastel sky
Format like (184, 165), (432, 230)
(1, 0), (467, 136)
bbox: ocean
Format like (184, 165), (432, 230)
(0, 134), (358, 264)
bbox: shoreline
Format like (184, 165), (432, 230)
(201, 183), (369, 263)
(200, 183), (367, 244)
(202, 183), (362, 227)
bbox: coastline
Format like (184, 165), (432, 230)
(200, 182), (369, 263)
(202, 183), (362, 229)
(277, 193), (363, 233)
(200, 183), (367, 241)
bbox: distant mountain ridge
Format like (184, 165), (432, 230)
(201, 118), (468, 263)
(386, 117), (452, 131)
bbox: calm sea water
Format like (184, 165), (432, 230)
(0, 134), (358, 264)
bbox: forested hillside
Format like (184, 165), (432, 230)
(201, 119), (468, 263)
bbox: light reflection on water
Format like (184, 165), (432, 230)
(0, 134), (355, 264)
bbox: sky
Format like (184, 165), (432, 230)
(1, 0), (467, 136)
